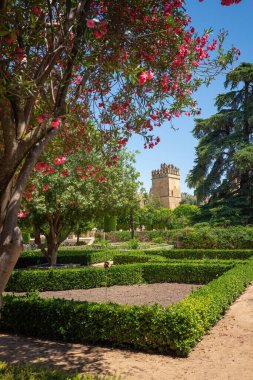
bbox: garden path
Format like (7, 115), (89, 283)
(0, 283), (253, 379)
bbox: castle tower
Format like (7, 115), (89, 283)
(151, 163), (181, 209)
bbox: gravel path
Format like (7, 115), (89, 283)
(38, 283), (201, 307)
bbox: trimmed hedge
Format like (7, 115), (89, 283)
(16, 249), (117, 269)
(17, 248), (253, 269)
(113, 253), (168, 264)
(7, 265), (143, 292)
(2, 261), (253, 356)
(7, 262), (234, 292)
(113, 253), (246, 266)
(122, 248), (253, 260)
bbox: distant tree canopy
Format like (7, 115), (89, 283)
(187, 63), (253, 225)
(180, 192), (197, 205)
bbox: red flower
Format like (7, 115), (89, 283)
(18, 210), (28, 218)
(51, 118), (61, 129)
(37, 114), (47, 123)
(31, 5), (42, 16)
(54, 156), (67, 165)
(87, 19), (95, 28)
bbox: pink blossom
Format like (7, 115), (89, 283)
(15, 47), (26, 62)
(139, 71), (154, 85)
(147, 71), (154, 80)
(4, 36), (14, 44)
(94, 29), (103, 39)
(44, 184), (49, 191)
(138, 72), (148, 85)
(61, 169), (69, 177)
(87, 19), (95, 28)
(54, 156), (67, 165)
(37, 114), (47, 123)
(18, 210), (28, 218)
(51, 118), (60, 129)
(31, 5), (42, 16)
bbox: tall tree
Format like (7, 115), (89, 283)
(0, 0), (239, 297)
(187, 63), (253, 225)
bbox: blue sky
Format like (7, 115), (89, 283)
(128, 0), (252, 194)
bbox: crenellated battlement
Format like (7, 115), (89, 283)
(152, 163), (180, 178)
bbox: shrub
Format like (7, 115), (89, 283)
(7, 262), (233, 292)
(146, 249), (253, 260)
(152, 237), (165, 244)
(16, 249), (118, 269)
(22, 231), (31, 244)
(113, 253), (247, 266)
(2, 261), (253, 356)
(113, 253), (168, 264)
(7, 265), (144, 292)
(177, 226), (253, 249)
(105, 227), (253, 248)
(126, 239), (140, 250)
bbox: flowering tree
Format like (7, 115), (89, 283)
(0, 0), (240, 296)
(21, 146), (141, 266)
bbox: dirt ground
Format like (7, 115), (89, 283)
(1, 283), (253, 380)
(38, 283), (201, 307)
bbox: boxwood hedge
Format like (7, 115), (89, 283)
(123, 249), (253, 260)
(2, 261), (253, 356)
(7, 262), (234, 292)
(16, 249), (117, 269)
(113, 252), (249, 265)
(16, 248), (253, 269)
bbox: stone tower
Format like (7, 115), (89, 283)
(151, 163), (181, 209)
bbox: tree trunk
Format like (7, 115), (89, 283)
(0, 134), (55, 302)
(47, 222), (59, 266)
(34, 225), (42, 246)
(76, 231), (80, 244)
(0, 186), (23, 307)
(130, 209), (135, 239)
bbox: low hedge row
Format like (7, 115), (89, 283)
(113, 253), (246, 266)
(113, 253), (168, 264)
(2, 261), (253, 356)
(7, 262), (234, 292)
(17, 248), (253, 269)
(16, 249), (116, 268)
(123, 249), (253, 260)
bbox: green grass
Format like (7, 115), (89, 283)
(0, 361), (116, 379)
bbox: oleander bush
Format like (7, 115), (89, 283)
(7, 262), (234, 292)
(2, 261), (253, 356)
